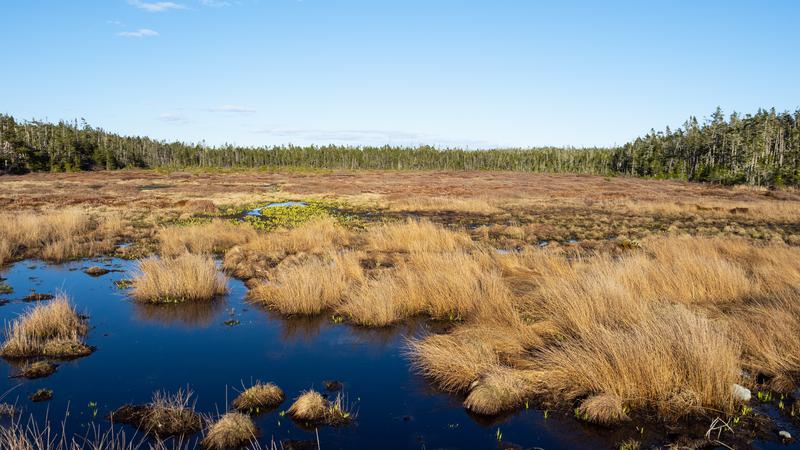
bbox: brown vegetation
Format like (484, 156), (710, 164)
(287, 390), (354, 426)
(159, 220), (256, 257)
(110, 388), (203, 437)
(223, 217), (350, 279)
(131, 253), (228, 303)
(202, 412), (257, 450)
(409, 234), (800, 422)
(0, 209), (123, 265)
(0, 295), (92, 358)
(2, 170), (800, 432)
(248, 252), (362, 315)
(364, 219), (473, 253)
(15, 360), (57, 379)
(232, 382), (285, 413)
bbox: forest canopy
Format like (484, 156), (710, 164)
(1, 107), (798, 186)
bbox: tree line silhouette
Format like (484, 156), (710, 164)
(1, 107), (798, 186)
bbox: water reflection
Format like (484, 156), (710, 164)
(133, 299), (225, 328)
(270, 313), (327, 342)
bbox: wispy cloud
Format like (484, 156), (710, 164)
(209, 104), (256, 113)
(128, 0), (187, 12)
(106, 20), (124, 26)
(158, 113), (188, 123)
(117, 28), (160, 38)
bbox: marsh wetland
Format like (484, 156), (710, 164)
(1, 170), (799, 449)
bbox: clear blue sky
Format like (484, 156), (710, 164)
(2, 1), (799, 148)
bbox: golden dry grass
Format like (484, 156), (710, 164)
(232, 382), (285, 413)
(286, 390), (328, 422)
(3, 167), (800, 427)
(408, 330), (501, 393)
(131, 253), (228, 303)
(286, 390), (354, 426)
(0, 295), (91, 358)
(159, 220), (257, 257)
(462, 366), (537, 415)
(337, 251), (511, 325)
(201, 412), (256, 450)
(0, 209), (122, 264)
(387, 196), (501, 215)
(408, 233), (800, 422)
(527, 305), (741, 420)
(223, 217), (351, 279)
(365, 219), (473, 253)
(0, 238), (12, 267)
(248, 252), (362, 315)
(337, 274), (410, 326)
(575, 394), (631, 425)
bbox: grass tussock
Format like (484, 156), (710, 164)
(336, 274), (409, 326)
(0, 209), (122, 264)
(727, 298), (800, 386)
(202, 412), (256, 450)
(575, 393), (630, 425)
(338, 251), (511, 325)
(365, 219), (473, 253)
(248, 252), (362, 315)
(526, 305), (741, 419)
(287, 390), (354, 426)
(223, 217), (351, 279)
(408, 331), (501, 393)
(131, 253), (228, 303)
(159, 219), (256, 257)
(232, 382), (285, 413)
(463, 366), (537, 415)
(407, 233), (800, 422)
(0, 295), (91, 358)
(110, 388), (203, 437)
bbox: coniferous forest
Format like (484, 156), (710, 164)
(1, 107), (799, 186)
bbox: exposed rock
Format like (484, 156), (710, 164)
(731, 383), (751, 402)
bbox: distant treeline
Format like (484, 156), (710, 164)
(1, 107), (799, 186)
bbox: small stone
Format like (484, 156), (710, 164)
(84, 266), (111, 277)
(731, 383), (751, 402)
(779, 430), (792, 440)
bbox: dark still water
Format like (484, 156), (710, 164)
(0, 258), (788, 449)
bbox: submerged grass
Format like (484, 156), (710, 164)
(131, 253), (228, 303)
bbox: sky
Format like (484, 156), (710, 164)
(1, 0), (799, 148)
